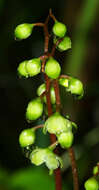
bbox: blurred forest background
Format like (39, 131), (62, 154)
(0, 0), (99, 190)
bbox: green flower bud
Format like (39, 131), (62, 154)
(52, 21), (67, 37)
(50, 87), (56, 104)
(19, 128), (35, 147)
(54, 37), (71, 52)
(45, 149), (63, 174)
(37, 83), (46, 97)
(37, 83), (56, 104)
(43, 112), (72, 135)
(30, 148), (62, 174)
(59, 78), (69, 87)
(93, 166), (99, 175)
(17, 60), (28, 77)
(45, 58), (61, 79)
(30, 148), (47, 166)
(58, 37), (71, 51)
(57, 132), (74, 148)
(15, 23), (34, 40)
(26, 58), (41, 77)
(71, 122), (78, 130)
(67, 77), (84, 98)
(26, 98), (43, 121)
(84, 178), (99, 190)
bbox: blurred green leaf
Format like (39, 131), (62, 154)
(66, 0), (99, 76)
(0, 167), (8, 184)
(8, 167), (54, 190)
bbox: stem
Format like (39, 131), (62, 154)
(59, 74), (71, 79)
(34, 23), (44, 27)
(43, 11), (62, 190)
(40, 91), (46, 99)
(49, 9), (57, 22)
(53, 77), (79, 190)
(32, 124), (43, 131)
(68, 147), (79, 190)
(51, 38), (63, 57)
(53, 80), (61, 112)
(49, 141), (59, 151)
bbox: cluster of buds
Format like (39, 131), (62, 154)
(15, 11), (84, 175)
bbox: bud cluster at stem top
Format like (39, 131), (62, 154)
(15, 11), (85, 177)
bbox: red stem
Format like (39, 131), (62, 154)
(43, 11), (62, 190)
(68, 147), (79, 190)
(53, 79), (61, 112)
(51, 38), (63, 57)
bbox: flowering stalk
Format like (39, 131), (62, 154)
(15, 9), (84, 190)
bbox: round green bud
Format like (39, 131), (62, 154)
(26, 98), (43, 121)
(59, 78), (69, 87)
(30, 148), (47, 166)
(26, 58), (41, 77)
(58, 37), (71, 51)
(37, 83), (46, 97)
(43, 112), (72, 135)
(93, 166), (98, 175)
(14, 23), (34, 40)
(67, 78), (84, 97)
(19, 129), (35, 147)
(37, 83), (56, 104)
(45, 149), (63, 174)
(45, 58), (61, 79)
(84, 178), (99, 190)
(52, 21), (67, 37)
(54, 37), (71, 52)
(37, 83), (46, 103)
(17, 60), (28, 77)
(50, 87), (56, 104)
(57, 132), (74, 148)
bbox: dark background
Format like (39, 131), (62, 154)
(0, 0), (99, 189)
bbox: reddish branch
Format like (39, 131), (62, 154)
(59, 74), (71, 79)
(68, 148), (79, 190)
(43, 11), (62, 190)
(53, 79), (61, 112)
(51, 38), (63, 57)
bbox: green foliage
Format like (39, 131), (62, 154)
(9, 167), (55, 190)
